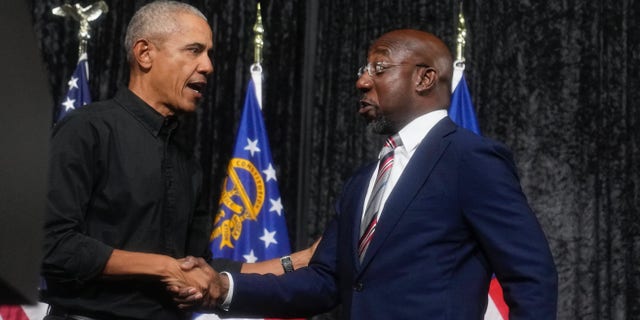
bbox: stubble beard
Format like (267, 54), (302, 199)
(367, 115), (395, 135)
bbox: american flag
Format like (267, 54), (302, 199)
(56, 53), (91, 123)
(0, 304), (48, 320)
(450, 64), (509, 320)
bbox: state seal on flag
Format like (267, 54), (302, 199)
(211, 158), (266, 249)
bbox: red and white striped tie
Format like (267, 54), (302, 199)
(358, 134), (402, 261)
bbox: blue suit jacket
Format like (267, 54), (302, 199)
(228, 117), (557, 320)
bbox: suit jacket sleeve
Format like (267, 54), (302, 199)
(224, 217), (340, 318)
(460, 138), (558, 319)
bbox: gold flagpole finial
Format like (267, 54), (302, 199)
(455, 3), (467, 68)
(52, 1), (109, 58)
(251, 2), (264, 108)
(253, 2), (264, 65)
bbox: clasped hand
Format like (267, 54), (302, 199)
(163, 256), (227, 310)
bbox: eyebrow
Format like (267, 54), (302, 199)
(185, 42), (206, 49)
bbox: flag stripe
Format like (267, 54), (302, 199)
(0, 306), (29, 320)
(489, 278), (509, 319)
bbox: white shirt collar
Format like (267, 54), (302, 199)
(397, 109), (448, 155)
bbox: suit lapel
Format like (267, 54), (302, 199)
(347, 163), (377, 270)
(358, 117), (457, 269)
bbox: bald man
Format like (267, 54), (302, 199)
(177, 29), (558, 320)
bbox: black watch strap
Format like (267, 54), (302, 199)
(280, 255), (294, 273)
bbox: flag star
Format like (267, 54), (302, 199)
(243, 250), (258, 263)
(68, 76), (79, 90)
(259, 228), (278, 248)
(62, 97), (76, 111)
(269, 197), (284, 216)
(263, 163), (277, 182)
(244, 138), (261, 156)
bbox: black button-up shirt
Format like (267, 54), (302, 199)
(42, 88), (237, 319)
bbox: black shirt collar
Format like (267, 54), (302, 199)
(113, 88), (170, 137)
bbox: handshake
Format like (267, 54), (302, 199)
(162, 256), (229, 311)
(154, 238), (318, 311)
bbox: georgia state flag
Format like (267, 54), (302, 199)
(210, 78), (291, 262)
(197, 76), (295, 320)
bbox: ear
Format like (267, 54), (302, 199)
(131, 39), (153, 70)
(415, 67), (437, 93)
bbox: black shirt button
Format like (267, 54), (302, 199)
(353, 282), (363, 291)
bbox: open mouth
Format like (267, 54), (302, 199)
(187, 81), (206, 95)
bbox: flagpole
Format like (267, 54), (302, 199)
(452, 4), (467, 93)
(251, 2), (264, 109)
(450, 2), (481, 135)
(455, 2), (466, 69)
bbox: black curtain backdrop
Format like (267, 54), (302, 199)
(30, 0), (639, 319)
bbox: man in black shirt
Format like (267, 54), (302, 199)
(42, 2), (313, 319)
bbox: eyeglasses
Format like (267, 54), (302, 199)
(357, 62), (429, 77)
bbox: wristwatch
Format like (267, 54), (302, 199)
(280, 255), (294, 273)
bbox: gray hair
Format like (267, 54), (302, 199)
(124, 1), (207, 63)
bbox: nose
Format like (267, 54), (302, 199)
(200, 55), (214, 75)
(356, 73), (372, 91)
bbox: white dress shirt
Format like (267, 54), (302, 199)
(361, 110), (448, 223)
